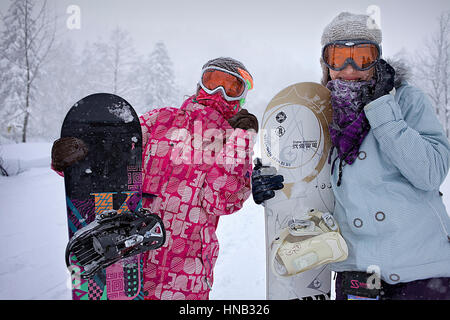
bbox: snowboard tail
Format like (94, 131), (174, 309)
(61, 93), (146, 300)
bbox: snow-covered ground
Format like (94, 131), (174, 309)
(1, 142), (450, 300)
(0, 142), (266, 300)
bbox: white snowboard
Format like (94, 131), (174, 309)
(261, 82), (334, 300)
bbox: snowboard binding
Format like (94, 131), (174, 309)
(65, 208), (165, 279)
(270, 209), (348, 278)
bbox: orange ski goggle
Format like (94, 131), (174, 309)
(322, 40), (381, 71)
(199, 66), (253, 102)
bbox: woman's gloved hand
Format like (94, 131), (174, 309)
(251, 158), (284, 205)
(360, 59), (395, 105)
(227, 109), (259, 132)
(51, 137), (88, 172)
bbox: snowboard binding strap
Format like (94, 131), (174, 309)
(270, 209), (348, 278)
(65, 208), (165, 279)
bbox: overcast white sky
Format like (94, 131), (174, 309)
(2, 0), (450, 111)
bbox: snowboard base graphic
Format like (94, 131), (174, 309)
(261, 83), (334, 300)
(61, 93), (144, 300)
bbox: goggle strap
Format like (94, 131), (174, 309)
(246, 79), (252, 90)
(237, 68), (254, 90)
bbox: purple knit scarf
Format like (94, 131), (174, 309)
(327, 79), (374, 168)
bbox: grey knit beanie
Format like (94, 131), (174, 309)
(202, 57), (252, 79)
(320, 12), (382, 85)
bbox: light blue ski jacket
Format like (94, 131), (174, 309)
(329, 82), (450, 284)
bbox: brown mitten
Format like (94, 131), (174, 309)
(227, 109), (259, 132)
(51, 137), (88, 172)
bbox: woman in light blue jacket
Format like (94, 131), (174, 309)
(252, 12), (450, 300)
(321, 12), (450, 300)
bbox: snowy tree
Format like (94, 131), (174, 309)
(31, 40), (84, 140)
(77, 27), (137, 98)
(77, 40), (112, 95)
(74, 39), (179, 115)
(0, 0), (55, 142)
(413, 11), (450, 137)
(135, 41), (179, 113)
(109, 27), (136, 96)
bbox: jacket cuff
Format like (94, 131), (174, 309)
(51, 163), (64, 177)
(364, 94), (403, 129)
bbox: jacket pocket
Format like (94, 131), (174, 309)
(427, 199), (450, 241)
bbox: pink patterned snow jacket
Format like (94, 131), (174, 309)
(139, 94), (255, 300)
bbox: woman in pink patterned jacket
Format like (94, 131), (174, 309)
(137, 57), (258, 299)
(52, 57), (258, 300)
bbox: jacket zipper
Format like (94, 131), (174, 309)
(203, 255), (213, 290)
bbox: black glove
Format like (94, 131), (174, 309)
(51, 137), (88, 172)
(227, 109), (259, 132)
(251, 158), (284, 205)
(360, 59), (395, 105)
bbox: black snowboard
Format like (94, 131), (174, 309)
(61, 93), (145, 300)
